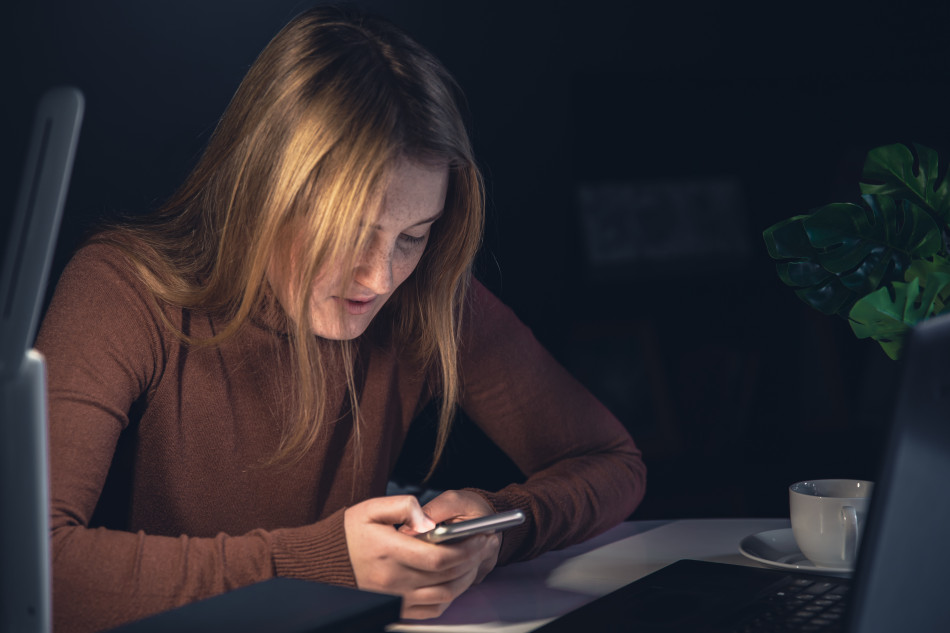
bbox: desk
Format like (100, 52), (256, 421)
(390, 517), (790, 633)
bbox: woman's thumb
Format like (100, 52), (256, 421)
(363, 495), (436, 533)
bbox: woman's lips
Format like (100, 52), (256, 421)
(334, 296), (375, 315)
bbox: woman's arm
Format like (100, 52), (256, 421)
(456, 280), (647, 565)
(37, 245), (355, 632)
(39, 245), (497, 630)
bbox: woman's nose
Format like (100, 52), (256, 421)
(354, 238), (394, 295)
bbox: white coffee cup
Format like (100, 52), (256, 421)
(789, 479), (873, 569)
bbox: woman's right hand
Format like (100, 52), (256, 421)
(343, 495), (497, 619)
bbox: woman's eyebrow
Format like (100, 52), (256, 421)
(407, 211), (443, 228)
(373, 211), (443, 230)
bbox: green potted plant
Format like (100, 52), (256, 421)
(763, 143), (950, 359)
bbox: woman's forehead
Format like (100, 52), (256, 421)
(374, 159), (449, 229)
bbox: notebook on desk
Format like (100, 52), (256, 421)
(102, 577), (400, 633)
(538, 313), (950, 632)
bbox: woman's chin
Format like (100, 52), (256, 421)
(311, 316), (372, 341)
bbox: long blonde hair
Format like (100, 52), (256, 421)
(94, 6), (484, 474)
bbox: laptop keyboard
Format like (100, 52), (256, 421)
(729, 575), (850, 632)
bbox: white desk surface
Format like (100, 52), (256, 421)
(389, 517), (790, 633)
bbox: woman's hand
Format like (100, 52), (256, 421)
(418, 489), (501, 585)
(343, 494), (499, 619)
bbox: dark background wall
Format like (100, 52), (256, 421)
(4, 0), (949, 519)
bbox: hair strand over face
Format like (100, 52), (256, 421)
(93, 6), (485, 479)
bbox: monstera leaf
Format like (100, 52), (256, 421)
(764, 143), (950, 359)
(849, 270), (950, 359)
(763, 195), (942, 317)
(904, 254), (950, 290)
(860, 143), (950, 225)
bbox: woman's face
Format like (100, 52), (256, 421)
(272, 158), (449, 340)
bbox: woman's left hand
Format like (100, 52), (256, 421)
(415, 489), (502, 585)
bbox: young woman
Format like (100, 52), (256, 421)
(37, 7), (646, 632)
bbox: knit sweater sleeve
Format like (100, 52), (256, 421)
(457, 280), (647, 566)
(36, 245), (354, 633)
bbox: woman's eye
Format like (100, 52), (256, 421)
(399, 233), (427, 247)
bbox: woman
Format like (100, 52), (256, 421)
(37, 6), (646, 632)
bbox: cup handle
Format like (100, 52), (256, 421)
(841, 505), (858, 565)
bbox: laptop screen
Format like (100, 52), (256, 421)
(846, 313), (950, 632)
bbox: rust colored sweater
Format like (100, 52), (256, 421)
(36, 243), (646, 632)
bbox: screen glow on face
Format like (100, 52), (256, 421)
(271, 159), (449, 340)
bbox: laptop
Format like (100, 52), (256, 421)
(0, 86), (83, 633)
(537, 313), (950, 632)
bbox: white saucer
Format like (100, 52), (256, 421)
(739, 528), (852, 576)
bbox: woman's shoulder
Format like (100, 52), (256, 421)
(65, 233), (146, 280)
(64, 231), (175, 299)
(52, 234), (166, 325)
(459, 277), (537, 355)
(37, 234), (172, 378)
(464, 278), (519, 328)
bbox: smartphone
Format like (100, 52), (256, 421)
(417, 509), (525, 545)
